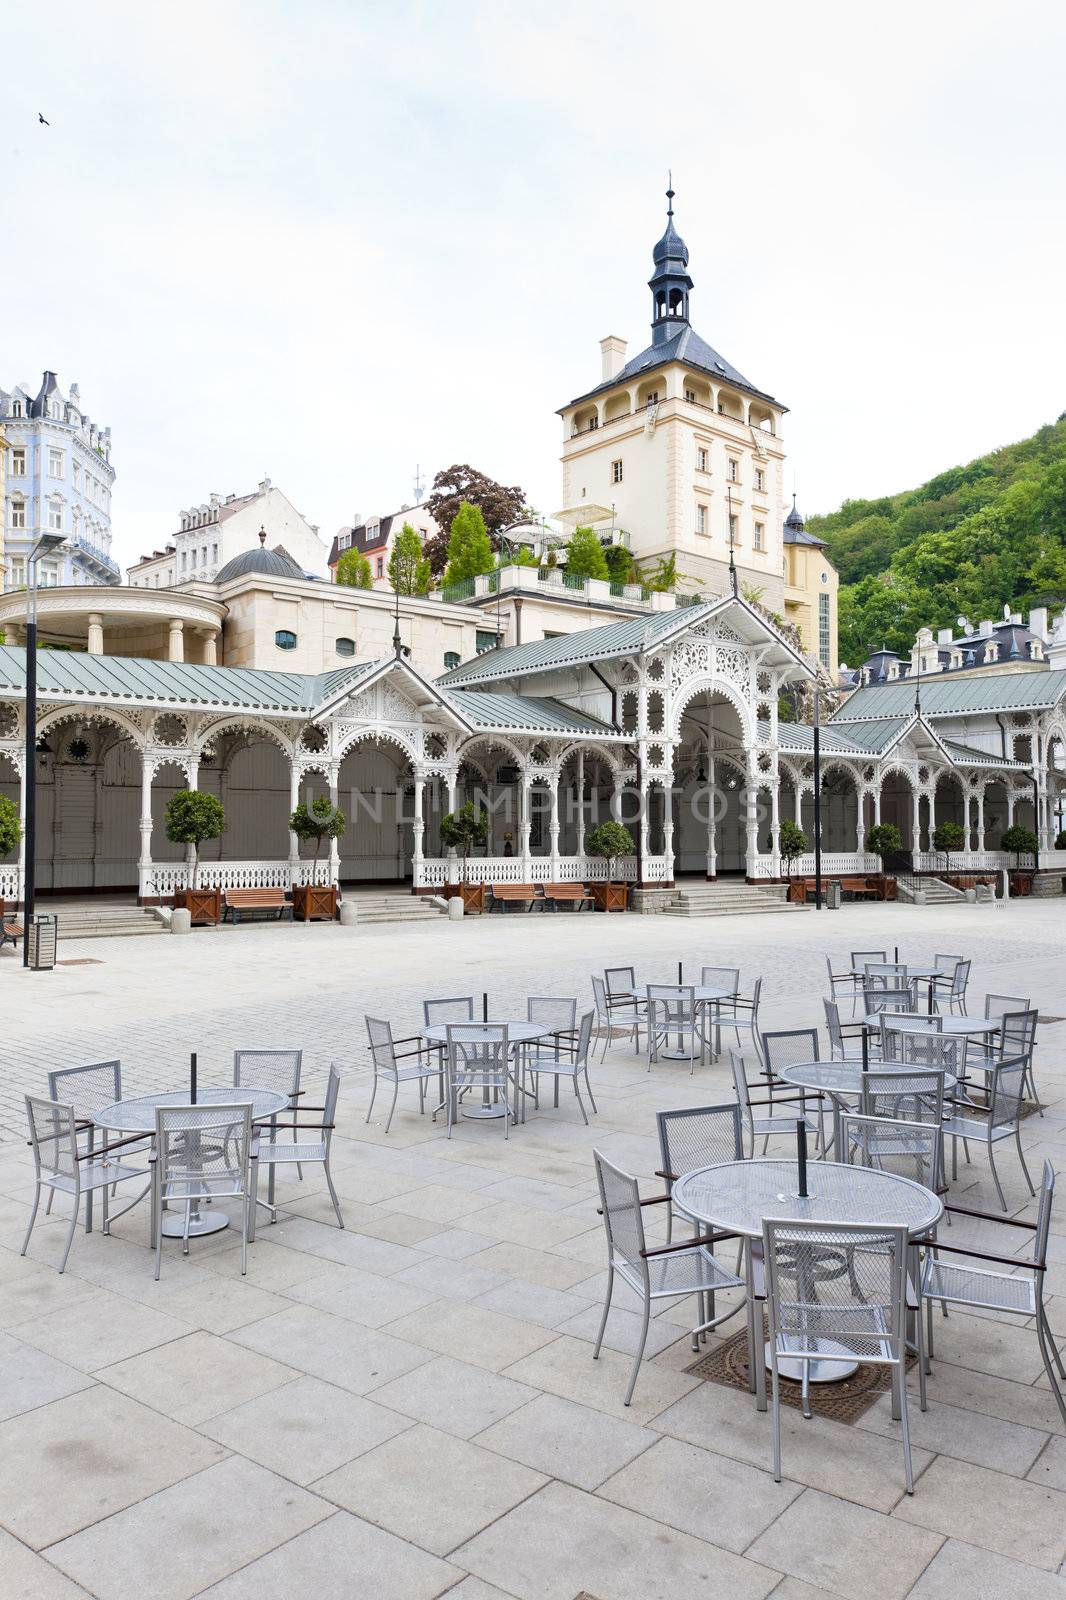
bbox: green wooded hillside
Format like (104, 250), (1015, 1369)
(808, 417), (1066, 666)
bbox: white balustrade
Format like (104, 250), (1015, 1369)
(0, 866), (19, 899)
(756, 851), (881, 878)
(415, 854), (639, 887)
(139, 859), (333, 898)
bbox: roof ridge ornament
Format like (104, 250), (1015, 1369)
(258, 525), (267, 545)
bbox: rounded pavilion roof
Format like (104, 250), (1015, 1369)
(214, 529), (305, 585)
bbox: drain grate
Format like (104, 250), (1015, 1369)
(686, 1321), (913, 1425)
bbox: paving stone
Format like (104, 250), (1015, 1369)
(0, 1331), (93, 1422)
(6, 1293), (190, 1374)
(894, 1454), (1066, 1569)
(0, 1527), (91, 1598)
(200, 1375), (411, 1483)
(97, 1329), (298, 1425)
(366, 1354), (540, 1439)
(906, 1537), (1066, 1599)
(385, 1300), (558, 1371)
(747, 1487), (943, 1600)
(475, 1392), (656, 1490)
(229, 1303), (435, 1394)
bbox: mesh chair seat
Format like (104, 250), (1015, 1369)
(257, 1140), (328, 1165)
(921, 1257), (1035, 1315)
(777, 1302), (893, 1362)
(615, 1243), (744, 1300)
(391, 1062), (441, 1083)
(942, 1112), (1016, 1142)
(45, 1158), (146, 1195)
(161, 1172), (246, 1201)
(752, 1111), (819, 1138)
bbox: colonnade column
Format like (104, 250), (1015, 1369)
(910, 786), (922, 859)
(411, 769), (425, 889)
(662, 763), (675, 885)
(856, 790), (867, 856)
(288, 763), (302, 877)
(769, 781), (781, 878)
(183, 757), (200, 884)
(975, 787), (986, 856)
(1006, 789), (1016, 830)
(18, 755), (27, 891)
(744, 754), (759, 880)
(705, 754), (717, 879)
(87, 614), (104, 655)
(575, 752), (586, 858)
(639, 775), (651, 884)
(139, 754), (154, 893)
(168, 619), (185, 663)
(519, 771), (532, 877)
(328, 764), (341, 884)
(548, 771), (561, 877)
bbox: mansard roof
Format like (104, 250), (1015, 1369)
(564, 325), (782, 412)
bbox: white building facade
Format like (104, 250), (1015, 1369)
(128, 480), (330, 588)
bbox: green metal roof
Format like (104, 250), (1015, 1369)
(0, 646), (378, 715)
(941, 738), (1027, 769)
(437, 607), (704, 686)
(446, 689), (622, 738)
(834, 669), (1066, 721)
(775, 716), (912, 756)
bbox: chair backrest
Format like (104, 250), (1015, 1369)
(656, 1103), (743, 1183)
(154, 1103), (253, 1192)
(897, 1030), (960, 1076)
(700, 966), (739, 993)
(445, 1023), (510, 1075)
(838, 1111), (942, 1192)
(25, 1095), (79, 1186)
(950, 959), (971, 998)
(593, 1149), (647, 1281)
(647, 984), (696, 1028)
(729, 1050), (755, 1148)
(590, 975), (610, 1022)
(572, 1010), (595, 1066)
(1035, 1160), (1056, 1267)
(1000, 1008), (1038, 1058)
(46, 1061), (121, 1120)
(528, 996), (577, 1030)
(861, 1068), (945, 1126)
(933, 953), (964, 972)
(865, 962), (909, 985)
(233, 1050), (301, 1100)
(365, 1017), (398, 1075)
(851, 950), (887, 970)
(760, 1028), (819, 1079)
(989, 1056), (1029, 1129)
(880, 1014), (945, 1062)
(763, 1217), (908, 1355)
(823, 998), (845, 1053)
(424, 997), (475, 1025)
(984, 992), (1029, 1022)
(323, 1065), (341, 1134)
(864, 985), (915, 1014)
(604, 967), (635, 999)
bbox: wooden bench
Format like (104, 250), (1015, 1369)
(541, 882), (593, 911)
(223, 888), (293, 924)
(489, 883), (539, 912)
(1, 898), (22, 948)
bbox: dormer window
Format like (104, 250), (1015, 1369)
(11, 400), (22, 417)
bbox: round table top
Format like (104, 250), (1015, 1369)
(642, 984), (733, 1002)
(850, 964), (946, 978)
(672, 1158), (943, 1240)
(421, 1020), (549, 1045)
(95, 1086), (290, 1133)
(863, 1012), (997, 1034)
(777, 1060), (957, 1097)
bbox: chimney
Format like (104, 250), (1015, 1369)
(1010, 611), (1022, 626)
(351, 512), (362, 529)
(936, 627), (953, 645)
(258, 477), (272, 493)
(978, 619), (994, 637)
(1029, 606), (1049, 641)
(600, 335), (627, 382)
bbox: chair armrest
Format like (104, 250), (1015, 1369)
(655, 1169), (679, 1182)
(75, 1132), (151, 1161)
(641, 1229), (742, 1259)
(920, 1240), (1042, 1271)
(944, 1203), (1037, 1230)
(261, 1121), (335, 1131)
(745, 1094), (815, 1108)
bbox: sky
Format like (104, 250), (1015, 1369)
(5, 0), (1066, 573)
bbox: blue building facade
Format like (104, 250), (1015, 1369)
(0, 371), (119, 589)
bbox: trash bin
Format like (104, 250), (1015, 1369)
(826, 880), (842, 910)
(27, 913), (58, 970)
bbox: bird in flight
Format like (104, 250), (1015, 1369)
(38, 112), (50, 125)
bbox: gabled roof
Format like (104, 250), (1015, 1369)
(775, 713), (1026, 770)
(564, 325), (782, 412)
(445, 689), (622, 738)
(437, 595), (812, 688)
(834, 670), (1066, 721)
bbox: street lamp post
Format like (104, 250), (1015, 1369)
(813, 684), (823, 911)
(22, 533), (67, 966)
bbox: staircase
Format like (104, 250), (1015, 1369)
(46, 903), (165, 940)
(658, 881), (807, 918)
(344, 893), (447, 925)
(897, 876), (964, 905)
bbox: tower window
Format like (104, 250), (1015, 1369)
(754, 521), (765, 551)
(11, 401), (22, 417)
(644, 391), (659, 408)
(611, 459), (623, 485)
(728, 514), (738, 545)
(754, 468), (765, 492)
(685, 388), (696, 403)
(695, 504), (708, 536)
(818, 593), (831, 667)
(696, 446), (709, 473)
(275, 629), (298, 650)
(728, 459), (738, 483)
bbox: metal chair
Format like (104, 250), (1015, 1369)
(233, 1049), (303, 1179)
(920, 1160), (1066, 1424)
(604, 967), (637, 1004)
(730, 1048), (818, 1158)
(152, 1102), (256, 1279)
(932, 959), (970, 1015)
(45, 1061), (145, 1228)
(523, 996), (578, 1109)
(22, 1095), (149, 1274)
(929, 954), (963, 1007)
(763, 1217), (916, 1491)
(591, 975), (644, 1059)
(823, 998), (875, 1063)
(760, 1028), (828, 1148)
(592, 1149), (745, 1405)
(839, 1111), (942, 1190)
(445, 1024), (513, 1138)
(700, 967), (740, 1054)
(865, 962), (910, 987)
(825, 955), (865, 1018)
(863, 984), (916, 1015)
(719, 976), (762, 1053)
(522, 1010), (596, 1123)
(942, 1055), (1035, 1210)
(251, 1066), (343, 1233)
(880, 1013), (943, 1061)
(423, 997), (475, 1105)
(365, 1017), (441, 1132)
(655, 1102), (744, 1244)
(647, 984), (703, 1070)
(860, 1066), (947, 1129)
(851, 949), (887, 971)
(965, 1005), (1039, 1111)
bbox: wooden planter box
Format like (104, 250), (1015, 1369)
(453, 881), (486, 914)
(292, 884), (338, 922)
(175, 887), (222, 925)
(591, 881), (628, 913)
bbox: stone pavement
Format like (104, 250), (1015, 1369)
(0, 898), (1065, 1597)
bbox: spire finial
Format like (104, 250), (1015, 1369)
(258, 524), (267, 546)
(666, 170), (674, 216)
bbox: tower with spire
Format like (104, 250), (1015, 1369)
(555, 181), (796, 616)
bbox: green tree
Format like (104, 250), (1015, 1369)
(603, 544), (634, 585)
(564, 525), (610, 581)
(387, 522), (431, 595)
(0, 794), (21, 859)
(443, 502), (495, 586)
(1001, 824), (1039, 865)
(439, 801), (489, 882)
(931, 820), (965, 870)
(289, 794), (346, 868)
(164, 790), (225, 890)
(423, 464), (527, 576)
(585, 820), (635, 882)
(867, 822), (903, 866)
(500, 543), (537, 568)
(335, 547), (373, 589)
(638, 552), (680, 592)
(777, 819), (807, 880)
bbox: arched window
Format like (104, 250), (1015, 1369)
(336, 637), (355, 657)
(444, 651), (460, 669)
(275, 629), (297, 651)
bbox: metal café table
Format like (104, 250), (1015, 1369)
(95, 1086), (289, 1237)
(639, 984), (733, 1061)
(672, 1158), (943, 1401)
(421, 1019), (549, 1120)
(862, 1013), (998, 1039)
(777, 1059), (959, 1103)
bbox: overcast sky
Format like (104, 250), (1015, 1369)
(6, 0), (1065, 570)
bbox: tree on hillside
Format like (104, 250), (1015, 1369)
(443, 502), (496, 586)
(335, 547), (373, 588)
(564, 525), (610, 581)
(387, 522), (431, 595)
(423, 465), (527, 576)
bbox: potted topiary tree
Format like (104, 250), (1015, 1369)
(0, 793), (22, 926)
(289, 794), (346, 921)
(165, 790), (225, 924)
(586, 819), (635, 912)
(931, 820), (966, 875)
(866, 821), (903, 899)
(777, 819), (807, 882)
(1001, 823), (1039, 895)
(439, 802), (489, 912)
